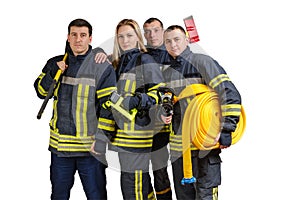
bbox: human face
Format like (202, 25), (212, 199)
(143, 21), (164, 48)
(164, 29), (189, 58)
(67, 26), (92, 56)
(117, 25), (139, 51)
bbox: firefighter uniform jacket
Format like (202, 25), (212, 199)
(109, 48), (165, 153)
(146, 44), (171, 151)
(34, 46), (116, 157)
(163, 47), (242, 156)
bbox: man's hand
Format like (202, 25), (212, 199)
(90, 141), (101, 155)
(56, 61), (68, 72)
(161, 114), (172, 124)
(95, 52), (110, 64)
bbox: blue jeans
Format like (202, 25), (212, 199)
(50, 153), (107, 200)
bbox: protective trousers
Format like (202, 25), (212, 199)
(151, 140), (172, 200)
(118, 152), (155, 200)
(171, 149), (221, 200)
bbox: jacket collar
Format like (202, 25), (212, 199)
(67, 45), (92, 62)
(168, 46), (191, 65)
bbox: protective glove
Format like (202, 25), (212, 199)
(122, 96), (140, 110)
(219, 131), (232, 147)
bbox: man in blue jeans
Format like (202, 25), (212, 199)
(50, 154), (107, 199)
(34, 18), (116, 199)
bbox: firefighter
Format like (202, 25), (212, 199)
(163, 25), (242, 200)
(93, 19), (165, 200)
(34, 19), (116, 199)
(143, 17), (173, 200)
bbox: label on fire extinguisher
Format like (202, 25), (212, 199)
(183, 15), (200, 43)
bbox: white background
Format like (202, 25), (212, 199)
(1, 0), (300, 199)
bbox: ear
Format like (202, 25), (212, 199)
(89, 36), (92, 43)
(184, 36), (189, 44)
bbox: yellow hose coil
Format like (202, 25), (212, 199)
(175, 84), (246, 184)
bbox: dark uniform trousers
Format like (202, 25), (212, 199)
(171, 149), (221, 200)
(118, 152), (155, 200)
(151, 132), (172, 200)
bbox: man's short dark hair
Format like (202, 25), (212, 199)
(68, 18), (93, 36)
(164, 25), (186, 35)
(143, 17), (164, 29)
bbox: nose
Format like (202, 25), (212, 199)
(76, 35), (82, 42)
(170, 40), (176, 47)
(149, 30), (155, 37)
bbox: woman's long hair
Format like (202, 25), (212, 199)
(112, 19), (147, 69)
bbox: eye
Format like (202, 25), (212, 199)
(165, 40), (171, 44)
(154, 28), (160, 33)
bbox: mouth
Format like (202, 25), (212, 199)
(121, 45), (130, 50)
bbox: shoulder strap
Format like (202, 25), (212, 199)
(135, 54), (145, 93)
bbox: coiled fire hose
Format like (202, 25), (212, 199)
(174, 84), (246, 185)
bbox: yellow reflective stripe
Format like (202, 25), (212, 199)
(57, 144), (92, 151)
(147, 90), (159, 103)
(148, 82), (165, 91)
(223, 111), (241, 116)
(49, 132), (93, 152)
(116, 130), (153, 137)
(130, 118), (135, 130)
(98, 118), (115, 131)
(83, 85), (89, 136)
(221, 104), (241, 109)
(76, 84), (89, 137)
(132, 81), (136, 94)
(209, 74), (230, 89)
(50, 130), (94, 142)
(135, 170), (143, 200)
(115, 133), (152, 139)
(37, 73), (47, 96)
(125, 79), (130, 92)
(221, 104), (241, 116)
(155, 124), (170, 133)
(111, 138), (152, 148)
(50, 144), (92, 152)
(76, 84), (82, 137)
(124, 79), (136, 94)
(147, 83), (165, 103)
(49, 138), (58, 148)
(113, 138), (153, 144)
(97, 86), (117, 99)
(170, 144), (198, 152)
(213, 187), (218, 200)
(148, 190), (156, 200)
(170, 134), (198, 151)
